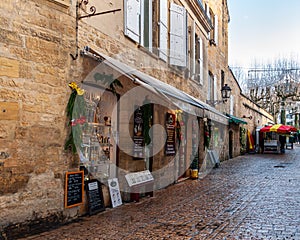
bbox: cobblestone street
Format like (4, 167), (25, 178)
(21, 146), (300, 240)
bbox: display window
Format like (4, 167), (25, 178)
(76, 85), (118, 183)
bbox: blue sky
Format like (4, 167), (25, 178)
(228, 0), (300, 68)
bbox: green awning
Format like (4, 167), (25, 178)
(226, 114), (247, 125)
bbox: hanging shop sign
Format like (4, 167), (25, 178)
(64, 171), (84, 208)
(108, 178), (123, 208)
(165, 113), (176, 156)
(133, 107), (144, 159)
(85, 179), (105, 215)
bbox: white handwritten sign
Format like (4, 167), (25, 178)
(125, 170), (154, 187)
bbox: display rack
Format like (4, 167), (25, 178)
(80, 121), (113, 182)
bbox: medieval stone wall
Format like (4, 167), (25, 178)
(0, 0), (79, 235)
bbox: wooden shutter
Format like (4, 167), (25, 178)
(159, 0), (168, 61)
(214, 14), (218, 45)
(207, 73), (212, 101)
(124, 0), (141, 43)
(213, 75), (217, 101)
(170, 3), (187, 67)
(190, 21), (196, 78)
(230, 95), (234, 115)
(198, 37), (204, 85)
(205, 3), (209, 17)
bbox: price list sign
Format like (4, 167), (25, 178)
(165, 113), (176, 156)
(64, 171), (84, 208)
(133, 107), (144, 159)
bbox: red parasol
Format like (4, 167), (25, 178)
(260, 124), (297, 134)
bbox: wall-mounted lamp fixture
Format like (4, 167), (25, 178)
(206, 84), (232, 106)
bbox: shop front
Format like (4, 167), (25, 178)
(67, 47), (229, 213)
(200, 104), (229, 169)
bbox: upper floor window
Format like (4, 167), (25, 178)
(190, 21), (204, 85)
(124, 1), (187, 67)
(208, 8), (218, 46)
(124, 0), (153, 51)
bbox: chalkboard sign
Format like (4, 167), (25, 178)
(64, 171), (84, 208)
(85, 179), (105, 215)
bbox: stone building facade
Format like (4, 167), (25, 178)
(226, 69), (274, 157)
(0, 0), (273, 238)
(0, 0), (78, 238)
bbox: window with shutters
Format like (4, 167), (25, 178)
(170, 3), (187, 67)
(124, 0), (141, 43)
(124, 0), (152, 51)
(190, 22), (204, 85)
(208, 8), (218, 46)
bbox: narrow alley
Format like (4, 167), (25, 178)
(19, 145), (300, 240)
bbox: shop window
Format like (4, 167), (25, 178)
(169, 3), (187, 67)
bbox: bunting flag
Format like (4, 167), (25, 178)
(247, 130), (255, 151)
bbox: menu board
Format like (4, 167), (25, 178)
(133, 107), (144, 159)
(65, 171), (84, 208)
(108, 178), (122, 208)
(165, 113), (176, 156)
(85, 179), (105, 215)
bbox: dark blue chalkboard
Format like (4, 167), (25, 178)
(65, 171), (84, 208)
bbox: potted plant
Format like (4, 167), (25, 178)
(190, 153), (199, 179)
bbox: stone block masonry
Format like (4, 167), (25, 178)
(0, 0), (78, 237)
